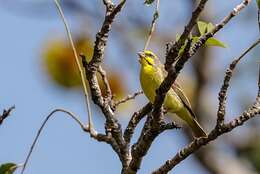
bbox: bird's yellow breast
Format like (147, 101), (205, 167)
(140, 64), (183, 112)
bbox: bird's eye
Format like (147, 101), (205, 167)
(146, 53), (154, 58)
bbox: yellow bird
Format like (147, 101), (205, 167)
(138, 50), (207, 137)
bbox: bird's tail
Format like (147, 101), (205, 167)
(176, 108), (207, 138)
(188, 118), (207, 138)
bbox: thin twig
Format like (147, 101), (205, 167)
(53, 0), (94, 133)
(216, 39), (260, 127)
(103, 0), (114, 10)
(143, 0), (160, 50)
(113, 0), (127, 15)
(20, 108), (112, 174)
(0, 106), (15, 125)
(114, 91), (143, 109)
(20, 109), (85, 174)
(189, 0), (252, 58)
(159, 121), (181, 132)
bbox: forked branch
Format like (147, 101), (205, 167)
(152, 38), (260, 174)
(216, 39), (260, 127)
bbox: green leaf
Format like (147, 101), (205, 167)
(257, 0), (260, 9)
(197, 21), (207, 35)
(206, 37), (227, 48)
(207, 22), (215, 32)
(175, 33), (187, 56)
(0, 163), (17, 174)
(144, 0), (155, 5)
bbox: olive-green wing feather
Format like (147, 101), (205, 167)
(154, 57), (196, 118)
(173, 82), (207, 137)
(172, 82), (196, 118)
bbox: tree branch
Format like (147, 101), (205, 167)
(83, 0), (129, 168)
(123, 0), (252, 173)
(20, 108), (112, 174)
(152, 38), (260, 174)
(165, 0), (209, 69)
(143, 0), (160, 50)
(216, 39), (260, 127)
(113, 90), (143, 110)
(189, 0), (252, 58)
(126, 112), (180, 174)
(152, 104), (260, 174)
(123, 103), (153, 146)
(159, 121), (181, 132)
(126, 114), (159, 174)
(151, 0), (252, 132)
(53, 0), (94, 133)
(0, 106), (15, 125)
(152, 38), (193, 122)
(103, 0), (114, 11)
(48, 1), (255, 174)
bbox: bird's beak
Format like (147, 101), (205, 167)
(137, 51), (145, 58)
(137, 51), (145, 63)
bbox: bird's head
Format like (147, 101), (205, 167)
(137, 50), (157, 67)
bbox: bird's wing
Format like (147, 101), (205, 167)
(154, 58), (196, 118)
(172, 82), (197, 119)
